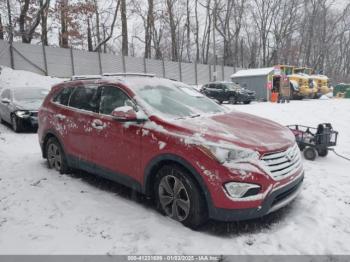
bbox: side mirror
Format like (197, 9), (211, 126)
(1, 98), (10, 104)
(111, 106), (147, 123)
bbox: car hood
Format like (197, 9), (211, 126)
(14, 100), (42, 111)
(159, 111), (295, 153)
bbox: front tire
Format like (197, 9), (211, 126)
(11, 114), (22, 133)
(46, 137), (70, 174)
(304, 147), (317, 161)
(155, 165), (208, 229)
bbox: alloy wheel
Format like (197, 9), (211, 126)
(47, 143), (62, 171)
(11, 116), (17, 131)
(158, 174), (191, 222)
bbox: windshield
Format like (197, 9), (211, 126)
(14, 88), (49, 102)
(128, 78), (226, 119)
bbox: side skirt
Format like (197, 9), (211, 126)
(66, 155), (143, 193)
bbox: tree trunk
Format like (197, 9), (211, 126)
(87, 19), (93, 51)
(186, 0), (191, 62)
(6, 0), (13, 43)
(194, 0), (200, 62)
(144, 0), (154, 58)
(93, 0), (101, 50)
(166, 0), (178, 61)
(19, 0), (30, 43)
(60, 0), (69, 48)
(40, 0), (50, 46)
(120, 0), (128, 56)
(0, 15), (3, 40)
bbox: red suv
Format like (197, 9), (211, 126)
(38, 74), (304, 228)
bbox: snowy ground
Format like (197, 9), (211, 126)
(0, 68), (350, 255)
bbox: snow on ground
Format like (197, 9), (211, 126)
(0, 66), (63, 89)
(0, 68), (350, 255)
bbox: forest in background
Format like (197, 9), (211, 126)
(0, 0), (350, 82)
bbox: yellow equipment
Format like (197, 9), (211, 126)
(309, 75), (331, 95)
(293, 67), (331, 96)
(277, 65), (317, 99)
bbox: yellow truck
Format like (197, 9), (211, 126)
(293, 67), (331, 96)
(310, 75), (331, 96)
(277, 65), (317, 99)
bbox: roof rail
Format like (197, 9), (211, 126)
(103, 72), (155, 77)
(71, 75), (102, 80)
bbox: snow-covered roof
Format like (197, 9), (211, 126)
(231, 67), (275, 78)
(310, 74), (329, 80)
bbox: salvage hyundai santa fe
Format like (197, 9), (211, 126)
(38, 73), (304, 228)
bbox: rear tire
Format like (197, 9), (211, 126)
(229, 96), (236, 104)
(45, 137), (70, 174)
(154, 165), (208, 229)
(11, 115), (22, 133)
(243, 101), (251, 104)
(304, 147), (317, 161)
(317, 147), (328, 157)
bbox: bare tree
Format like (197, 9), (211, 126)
(94, 0), (120, 52)
(0, 14), (3, 40)
(19, 0), (49, 43)
(145, 0), (154, 58)
(59, 0), (69, 48)
(120, 0), (128, 55)
(40, 0), (50, 45)
(166, 0), (178, 61)
(251, 0), (280, 66)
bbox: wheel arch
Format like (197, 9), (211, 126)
(143, 154), (213, 209)
(41, 130), (66, 159)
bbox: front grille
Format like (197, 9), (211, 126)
(261, 143), (302, 181)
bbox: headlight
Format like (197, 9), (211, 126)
(15, 110), (30, 118)
(199, 144), (260, 163)
(224, 182), (261, 198)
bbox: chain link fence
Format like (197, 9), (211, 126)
(0, 40), (239, 85)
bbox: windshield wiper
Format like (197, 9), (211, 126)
(190, 114), (201, 118)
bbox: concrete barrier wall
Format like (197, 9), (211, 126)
(0, 40), (240, 85)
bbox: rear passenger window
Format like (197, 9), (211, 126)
(69, 86), (100, 113)
(53, 87), (73, 106)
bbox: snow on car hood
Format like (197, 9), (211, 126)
(163, 111), (296, 153)
(14, 100), (43, 111)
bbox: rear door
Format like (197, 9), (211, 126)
(216, 84), (227, 101)
(65, 84), (101, 164)
(206, 84), (218, 98)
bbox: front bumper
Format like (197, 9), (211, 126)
(208, 172), (304, 221)
(238, 94), (255, 102)
(18, 116), (38, 129)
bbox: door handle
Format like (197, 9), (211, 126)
(91, 119), (106, 130)
(54, 114), (66, 120)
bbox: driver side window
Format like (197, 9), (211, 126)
(100, 86), (133, 115)
(1, 89), (11, 100)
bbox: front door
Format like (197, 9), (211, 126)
(92, 85), (142, 183)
